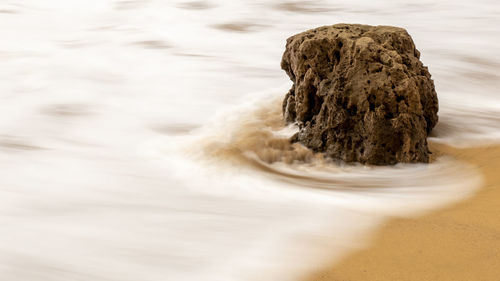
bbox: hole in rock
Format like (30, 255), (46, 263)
(334, 50), (340, 62)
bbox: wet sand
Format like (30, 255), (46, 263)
(307, 142), (500, 281)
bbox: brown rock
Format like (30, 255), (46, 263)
(281, 24), (438, 165)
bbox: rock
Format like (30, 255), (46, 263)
(281, 24), (438, 165)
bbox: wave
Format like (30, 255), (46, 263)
(140, 89), (483, 280)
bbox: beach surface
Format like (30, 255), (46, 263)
(307, 143), (500, 281)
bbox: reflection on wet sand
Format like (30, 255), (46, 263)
(0, 136), (43, 151)
(271, 1), (339, 13)
(41, 104), (90, 117)
(211, 23), (268, 33)
(0, 9), (17, 14)
(114, 0), (151, 10)
(177, 1), (214, 10)
(132, 40), (172, 49)
(151, 123), (200, 135)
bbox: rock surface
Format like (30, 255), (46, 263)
(281, 24), (438, 165)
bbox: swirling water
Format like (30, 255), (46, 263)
(0, 0), (499, 280)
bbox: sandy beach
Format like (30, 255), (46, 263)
(307, 142), (500, 281)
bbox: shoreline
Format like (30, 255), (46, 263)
(305, 142), (500, 281)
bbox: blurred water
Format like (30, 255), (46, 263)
(0, 0), (498, 280)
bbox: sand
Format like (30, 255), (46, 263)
(306, 142), (500, 281)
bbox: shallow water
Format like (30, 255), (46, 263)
(0, 0), (499, 280)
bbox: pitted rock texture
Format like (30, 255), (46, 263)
(281, 24), (438, 165)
